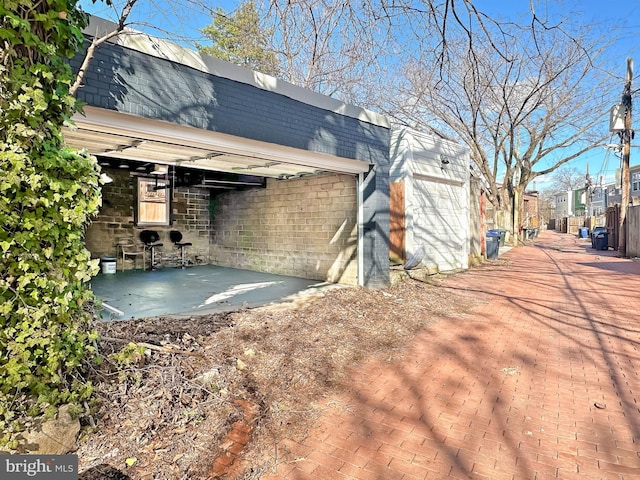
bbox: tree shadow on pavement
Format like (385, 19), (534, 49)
(280, 231), (640, 479)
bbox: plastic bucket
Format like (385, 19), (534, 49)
(101, 257), (117, 274)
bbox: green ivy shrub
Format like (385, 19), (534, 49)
(0, 0), (102, 449)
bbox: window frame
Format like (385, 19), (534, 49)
(135, 176), (171, 226)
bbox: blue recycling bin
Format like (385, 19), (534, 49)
(579, 227), (589, 239)
(486, 231), (501, 259)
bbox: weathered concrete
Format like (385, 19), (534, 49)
(91, 264), (328, 320)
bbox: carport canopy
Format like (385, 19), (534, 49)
(65, 106), (372, 179)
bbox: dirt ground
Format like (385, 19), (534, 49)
(77, 270), (488, 480)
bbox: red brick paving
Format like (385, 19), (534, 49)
(263, 231), (640, 480)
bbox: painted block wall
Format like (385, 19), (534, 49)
(210, 174), (358, 284)
(408, 177), (470, 271)
(390, 128), (470, 272)
(86, 168), (211, 270)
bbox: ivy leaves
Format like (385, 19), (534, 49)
(0, 0), (102, 450)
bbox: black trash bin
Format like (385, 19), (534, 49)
(486, 231), (501, 259)
(591, 227), (606, 249)
(594, 231), (608, 251)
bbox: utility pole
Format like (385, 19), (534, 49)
(618, 58), (633, 256)
(585, 163), (590, 220)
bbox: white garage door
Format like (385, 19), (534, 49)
(411, 176), (468, 271)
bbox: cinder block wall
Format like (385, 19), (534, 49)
(210, 174), (358, 284)
(85, 167), (210, 270)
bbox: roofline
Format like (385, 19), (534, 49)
(82, 15), (390, 130)
(391, 126), (471, 155)
(71, 106), (373, 175)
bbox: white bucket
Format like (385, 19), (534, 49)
(101, 257), (117, 274)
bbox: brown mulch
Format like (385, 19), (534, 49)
(77, 273), (483, 480)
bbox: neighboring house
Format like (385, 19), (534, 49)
(389, 128), (470, 272)
(554, 191), (572, 218)
(522, 191), (540, 227)
(606, 182), (622, 207)
(572, 188), (587, 216)
(630, 164), (640, 203)
(555, 188), (587, 218)
(65, 16), (391, 287)
(588, 185), (607, 216)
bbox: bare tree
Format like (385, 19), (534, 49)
(548, 167), (588, 193)
(73, 0), (573, 104)
(384, 20), (616, 237)
(261, 0), (578, 104)
(263, 0), (392, 104)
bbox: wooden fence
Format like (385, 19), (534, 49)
(567, 217), (581, 235)
(551, 206), (640, 256)
(627, 205), (640, 257)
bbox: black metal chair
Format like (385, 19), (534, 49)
(140, 230), (163, 270)
(169, 230), (192, 268)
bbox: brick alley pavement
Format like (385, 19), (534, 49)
(263, 230), (640, 480)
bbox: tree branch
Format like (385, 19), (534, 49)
(70, 0), (137, 96)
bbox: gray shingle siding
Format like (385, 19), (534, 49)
(71, 40), (389, 164)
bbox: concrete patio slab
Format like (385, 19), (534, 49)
(90, 265), (326, 320)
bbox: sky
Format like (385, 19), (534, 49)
(78, 0), (640, 190)
(472, 0), (640, 190)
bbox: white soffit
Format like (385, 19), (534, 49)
(64, 107), (371, 178)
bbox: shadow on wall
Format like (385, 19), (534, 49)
(326, 217), (357, 283)
(362, 163), (391, 288)
(72, 39), (129, 112)
(208, 175), (361, 284)
(74, 23), (392, 166)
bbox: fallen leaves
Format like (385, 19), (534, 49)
(78, 278), (476, 479)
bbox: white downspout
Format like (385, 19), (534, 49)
(357, 172), (365, 286)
